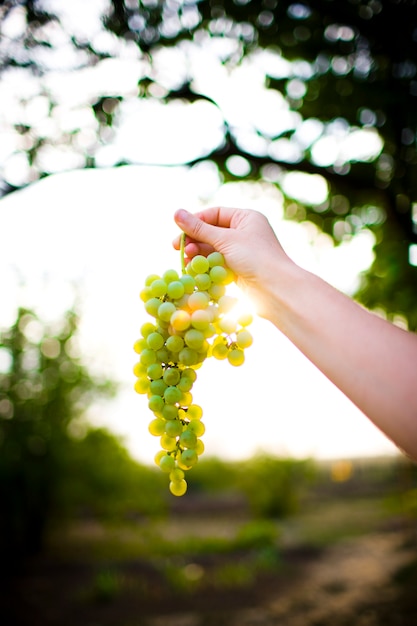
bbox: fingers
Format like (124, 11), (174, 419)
(174, 209), (218, 246)
(190, 206), (239, 228)
(174, 206), (241, 235)
(184, 242), (214, 258)
(178, 241), (215, 264)
(173, 206), (242, 252)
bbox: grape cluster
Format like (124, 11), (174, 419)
(133, 247), (253, 497)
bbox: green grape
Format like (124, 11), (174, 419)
(164, 385), (182, 405)
(195, 273), (211, 290)
(156, 347), (170, 364)
(166, 335), (184, 353)
(203, 323), (216, 339)
(180, 274), (196, 293)
(181, 368), (197, 382)
(140, 349), (157, 366)
(163, 269), (179, 283)
(167, 351), (180, 365)
(150, 279), (167, 298)
(185, 262), (197, 277)
(177, 376), (193, 392)
(196, 342), (209, 360)
(145, 297), (162, 317)
(140, 287), (152, 302)
(155, 324), (170, 339)
(238, 312), (253, 327)
(184, 329), (205, 350)
(148, 395), (164, 413)
(145, 274), (161, 286)
(169, 468), (185, 482)
(163, 367), (181, 386)
(188, 419), (205, 437)
(236, 329), (253, 349)
(179, 429), (198, 449)
(188, 291), (209, 310)
(134, 377), (149, 394)
(218, 317), (237, 335)
(179, 391), (193, 406)
(212, 341), (228, 360)
(162, 404), (178, 420)
(228, 348), (245, 367)
(147, 332), (165, 351)
(171, 310), (191, 331)
(223, 267), (235, 284)
(187, 404), (203, 420)
(133, 338), (148, 354)
(208, 283), (226, 300)
(159, 454), (176, 473)
(209, 265), (228, 284)
(165, 419), (183, 438)
(191, 254), (209, 274)
(191, 309), (211, 330)
(154, 449), (166, 466)
(135, 234), (254, 496)
(148, 418), (166, 436)
(133, 361), (147, 377)
(177, 458), (192, 471)
(160, 434), (177, 451)
(167, 280), (185, 299)
(180, 449), (198, 468)
(150, 379), (167, 396)
(179, 347), (198, 366)
(158, 301), (176, 322)
(207, 251), (225, 267)
(147, 362), (163, 380)
(195, 439), (205, 455)
(141, 322), (156, 338)
(174, 294), (189, 309)
(169, 479), (187, 496)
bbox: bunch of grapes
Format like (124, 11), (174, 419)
(133, 240), (253, 497)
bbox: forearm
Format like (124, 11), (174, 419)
(173, 206), (417, 459)
(265, 262), (417, 460)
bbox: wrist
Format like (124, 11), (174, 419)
(253, 258), (307, 331)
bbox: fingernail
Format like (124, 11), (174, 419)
(175, 208), (190, 222)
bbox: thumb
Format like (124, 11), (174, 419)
(174, 209), (219, 247)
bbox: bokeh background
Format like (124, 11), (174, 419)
(0, 1), (417, 625)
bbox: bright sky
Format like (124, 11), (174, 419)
(0, 165), (399, 464)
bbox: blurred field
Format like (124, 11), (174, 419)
(1, 455), (416, 626)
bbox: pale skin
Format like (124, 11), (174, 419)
(173, 206), (417, 462)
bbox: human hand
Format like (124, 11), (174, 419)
(173, 207), (294, 317)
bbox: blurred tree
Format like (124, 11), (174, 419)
(0, 306), (116, 569)
(183, 454), (315, 518)
(1, 0), (416, 325)
(236, 455), (316, 518)
(59, 427), (167, 521)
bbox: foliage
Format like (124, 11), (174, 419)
(58, 427), (167, 521)
(0, 305), (171, 570)
(182, 455), (242, 492)
(0, 306), (116, 566)
(1, 1), (417, 326)
(188, 454), (315, 517)
(235, 454), (316, 517)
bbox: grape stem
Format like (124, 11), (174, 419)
(180, 232), (187, 275)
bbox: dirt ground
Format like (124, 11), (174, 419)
(2, 521), (417, 626)
(143, 529), (417, 626)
